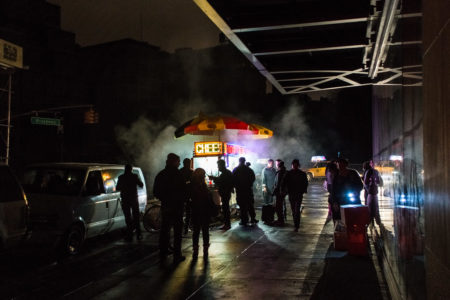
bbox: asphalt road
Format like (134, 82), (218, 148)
(0, 182), (389, 300)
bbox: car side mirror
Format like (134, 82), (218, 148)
(104, 179), (116, 194)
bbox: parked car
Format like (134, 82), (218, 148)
(21, 163), (147, 256)
(0, 164), (29, 250)
(306, 161), (329, 181)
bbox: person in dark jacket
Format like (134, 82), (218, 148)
(209, 159), (234, 230)
(325, 161), (340, 223)
(363, 160), (383, 225)
(334, 158), (364, 206)
(153, 153), (187, 263)
(232, 157), (255, 225)
(180, 158), (193, 235)
(283, 159), (308, 232)
(246, 162), (259, 224)
(261, 159), (276, 224)
(272, 160), (287, 226)
(190, 168), (212, 259)
(116, 164), (144, 241)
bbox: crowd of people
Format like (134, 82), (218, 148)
(150, 153), (309, 263)
(118, 154), (382, 264)
(324, 158), (383, 226)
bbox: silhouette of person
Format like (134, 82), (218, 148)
(334, 158), (364, 206)
(154, 153), (187, 263)
(180, 158), (193, 235)
(190, 168), (212, 259)
(232, 157), (255, 225)
(116, 164), (144, 241)
(209, 159), (234, 230)
(273, 159), (287, 226)
(246, 162), (259, 224)
(261, 159), (276, 224)
(363, 160), (383, 225)
(283, 159), (308, 232)
(325, 161), (340, 223)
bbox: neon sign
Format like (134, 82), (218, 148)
(194, 142), (246, 156)
(194, 142), (224, 156)
(225, 143), (246, 156)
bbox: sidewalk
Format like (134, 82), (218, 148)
(65, 185), (390, 300)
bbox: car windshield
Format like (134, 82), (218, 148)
(22, 167), (86, 196)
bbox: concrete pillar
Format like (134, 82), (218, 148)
(422, 0), (450, 299)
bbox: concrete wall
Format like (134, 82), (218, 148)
(422, 0), (450, 299)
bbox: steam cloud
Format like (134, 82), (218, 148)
(115, 98), (318, 194)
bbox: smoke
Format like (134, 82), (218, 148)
(115, 98), (318, 194)
(237, 99), (317, 168)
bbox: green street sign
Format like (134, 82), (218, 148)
(31, 117), (61, 126)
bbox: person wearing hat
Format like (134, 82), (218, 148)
(282, 159), (308, 232)
(232, 157), (256, 225)
(272, 159), (287, 226)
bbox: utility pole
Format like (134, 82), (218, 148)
(5, 71), (11, 164)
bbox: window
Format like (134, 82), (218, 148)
(0, 166), (23, 202)
(22, 167), (85, 196)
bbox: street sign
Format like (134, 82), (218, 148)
(0, 39), (23, 69)
(31, 117), (61, 126)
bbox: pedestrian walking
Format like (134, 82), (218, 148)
(283, 159), (308, 232)
(272, 160), (287, 226)
(363, 160), (383, 225)
(180, 158), (193, 235)
(246, 162), (259, 225)
(334, 158), (364, 206)
(153, 153), (187, 263)
(209, 159), (234, 230)
(116, 164), (144, 241)
(190, 168), (212, 259)
(325, 161), (340, 223)
(232, 157), (256, 225)
(261, 159), (276, 224)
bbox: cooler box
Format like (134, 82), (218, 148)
(340, 204), (370, 227)
(333, 221), (348, 251)
(347, 225), (368, 256)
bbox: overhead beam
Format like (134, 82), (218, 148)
(254, 44), (367, 56)
(232, 13), (421, 34)
(369, 0), (400, 79)
(286, 83), (373, 94)
(271, 70), (369, 75)
(193, 0), (287, 94)
(232, 17), (369, 33)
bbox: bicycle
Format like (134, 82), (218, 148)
(142, 199), (162, 232)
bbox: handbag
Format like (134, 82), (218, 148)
(208, 192), (219, 217)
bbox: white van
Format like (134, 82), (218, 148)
(21, 163), (147, 255)
(0, 164), (29, 250)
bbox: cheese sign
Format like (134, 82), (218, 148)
(194, 142), (223, 156)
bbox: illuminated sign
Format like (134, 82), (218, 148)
(194, 142), (224, 156)
(389, 155), (403, 161)
(311, 156), (326, 162)
(0, 39), (23, 69)
(225, 143), (246, 156)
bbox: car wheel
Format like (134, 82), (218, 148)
(143, 204), (161, 232)
(307, 173), (313, 181)
(61, 225), (84, 256)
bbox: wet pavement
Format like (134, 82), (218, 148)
(63, 182), (391, 300)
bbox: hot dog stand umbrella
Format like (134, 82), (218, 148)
(174, 113), (273, 208)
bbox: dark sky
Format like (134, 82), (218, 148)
(48, 0), (221, 52)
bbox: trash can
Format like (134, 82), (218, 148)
(340, 204), (370, 256)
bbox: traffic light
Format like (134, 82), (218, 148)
(84, 108), (99, 124)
